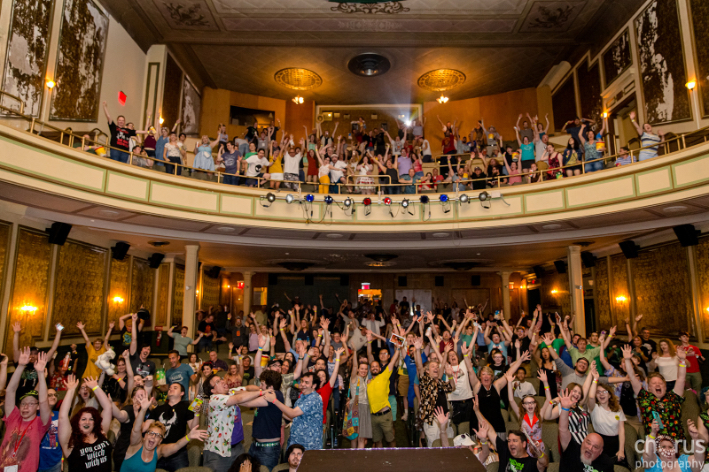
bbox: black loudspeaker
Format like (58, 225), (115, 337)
(673, 224), (699, 247)
(581, 251), (596, 268)
(619, 240), (639, 259)
(47, 222), (72, 246)
(471, 275), (481, 286)
(205, 266), (222, 278)
(533, 265), (546, 278)
(340, 275), (349, 286)
(111, 242), (130, 261)
(305, 275), (314, 285)
(398, 276), (407, 287)
(435, 276), (444, 287)
(268, 273), (278, 285)
(554, 260), (567, 274)
(148, 253), (164, 269)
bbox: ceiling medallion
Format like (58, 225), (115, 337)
(274, 68), (323, 91)
(331, 2), (410, 15)
(417, 69), (466, 92)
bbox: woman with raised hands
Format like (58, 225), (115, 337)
(120, 395), (208, 472)
(58, 374), (113, 472)
(586, 363), (627, 466)
(506, 369), (545, 457)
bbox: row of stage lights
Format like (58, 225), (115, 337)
(262, 191), (492, 207)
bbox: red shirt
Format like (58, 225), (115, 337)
(317, 382), (333, 424)
(442, 137), (457, 154)
(0, 408), (51, 472)
(685, 345), (702, 373)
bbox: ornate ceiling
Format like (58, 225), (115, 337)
(102, 0), (646, 104)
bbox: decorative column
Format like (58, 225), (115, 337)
(500, 271), (512, 320)
(243, 271), (255, 315)
(567, 245), (585, 337)
(182, 245), (200, 335)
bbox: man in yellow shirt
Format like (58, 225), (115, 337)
(367, 343), (401, 448)
(77, 320), (114, 378)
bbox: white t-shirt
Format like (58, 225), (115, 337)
(319, 165), (330, 178)
(422, 139), (432, 156)
(590, 405), (626, 436)
(512, 381), (536, 399)
(655, 355), (679, 381)
(245, 155), (270, 176)
(362, 318), (384, 335)
(330, 160), (348, 182)
(447, 361), (473, 401)
(282, 153), (302, 174)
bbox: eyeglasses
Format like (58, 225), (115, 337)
(20, 401), (38, 407)
(522, 402), (537, 406)
(146, 431), (164, 439)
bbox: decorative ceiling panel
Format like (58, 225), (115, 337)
(152, 0), (218, 30)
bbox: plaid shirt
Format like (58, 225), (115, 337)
(419, 372), (455, 425)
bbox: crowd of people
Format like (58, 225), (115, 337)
(0, 291), (705, 472)
(80, 106), (667, 195)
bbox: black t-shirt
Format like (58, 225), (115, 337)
(496, 436), (539, 472)
(252, 390), (284, 440)
(115, 406), (150, 463)
(560, 437), (615, 472)
(152, 401), (194, 447)
(109, 121), (136, 151)
(198, 321), (216, 337)
(67, 438), (112, 472)
(129, 352), (156, 378)
(385, 168), (399, 185)
(243, 365), (255, 383)
(15, 363), (38, 399)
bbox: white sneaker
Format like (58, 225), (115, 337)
(401, 410), (408, 422)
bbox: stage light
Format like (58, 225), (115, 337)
(420, 195), (429, 204)
(363, 198), (372, 206)
(459, 194), (469, 203)
(266, 193), (276, 203)
(343, 197), (352, 207)
(305, 194), (314, 203)
(383, 197), (392, 205)
(405, 120), (412, 127)
(440, 194), (449, 203)
(479, 191), (490, 202)
(401, 199), (410, 208)
(324, 195), (334, 204)
(285, 194), (295, 204)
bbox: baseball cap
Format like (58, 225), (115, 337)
(268, 358), (283, 368)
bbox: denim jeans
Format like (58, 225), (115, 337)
(224, 174), (239, 186)
(197, 336), (213, 353)
(249, 441), (281, 472)
(584, 159), (603, 173)
(110, 148), (129, 163)
(165, 156), (182, 175)
(204, 443), (244, 472)
(156, 449), (190, 472)
(330, 177), (343, 194)
(38, 461), (62, 472)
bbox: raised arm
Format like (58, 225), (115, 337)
(59, 375), (80, 455)
(506, 370), (521, 419)
(621, 344), (643, 395)
(77, 321), (92, 347)
(11, 322), (21, 361)
(629, 111), (643, 136)
(102, 101), (112, 123)
(328, 348), (345, 387)
(6, 347), (30, 413)
(32, 352), (52, 425)
(103, 321), (115, 350)
(558, 388), (575, 451)
(674, 345), (688, 395)
(129, 313), (139, 355)
(84, 376), (113, 433)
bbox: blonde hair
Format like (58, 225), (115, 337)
(148, 421), (166, 437)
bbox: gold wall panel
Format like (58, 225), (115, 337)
(610, 254), (630, 328)
(0, 222), (10, 325)
(631, 243), (692, 336)
(172, 265), (185, 326)
(7, 229), (52, 349)
(130, 257), (155, 315)
(53, 241), (107, 337)
(156, 263), (170, 327)
(202, 275), (220, 312)
(540, 272), (571, 316)
(108, 257), (130, 326)
(693, 238), (709, 341)
(594, 258), (612, 329)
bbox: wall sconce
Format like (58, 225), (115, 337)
(509, 282), (514, 289)
(615, 295), (627, 303)
(46, 79), (56, 89)
(686, 81), (697, 91)
(112, 296), (124, 304)
(159, 117), (165, 124)
(437, 95), (449, 104)
(20, 304), (38, 314)
(551, 289), (558, 295)
(602, 112), (608, 119)
(196, 290), (199, 294)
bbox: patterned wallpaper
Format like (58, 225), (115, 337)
(693, 239), (709, 341)
(540, 271), (571, 316)
(156, 263), (170, 327)
(53, 242), (107, 337)
(631, 243), (692, 336)
(610, 254), (630, 329)
(0, 223), (9, 314)
(130, 257), (155, 316)
(7, 229), (52, 349)
(172, 265), (185, 326)
(201, 274), (220, 312)
(108, 257), (130, 326)
(594, 258), (612, 329)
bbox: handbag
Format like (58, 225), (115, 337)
(343, 379), (361, 440)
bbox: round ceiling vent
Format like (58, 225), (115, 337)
(417, 69), (466, 92)
(274, 68), (323, 90)
(348, 53), (391, 77)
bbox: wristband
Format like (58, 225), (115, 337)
(544, 386), (550, 390)
(593, 380), (598, 384)
(679, 364), (687, 367)
(368, 341), (372, 344)
(560, 407), (570, 412)
(258, 347), (263, 351)
(185, 434), (190, 442)
(549, 400), (554, 405)
(259, 390), (263, 397)
(280, 328), (285, 331)
(648, 434), (656, 440)
(91, 386), (99, 392)
(480, 439), (488, 444)
(318, 334), (323, 337)
(195, 414), (200, 417)
(463, 354), (469, 358)
(335, 358), (340, 362)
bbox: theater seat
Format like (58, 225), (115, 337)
(187, 442), (203, 467)
(623, 421), (639, 467)
(485, 462), (498, 472)
(175, 467), (213, 472)
(272, 464), (290, 472)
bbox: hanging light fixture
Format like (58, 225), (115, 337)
(437, 95), (449, 104)
(293, 96), (304, 104)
